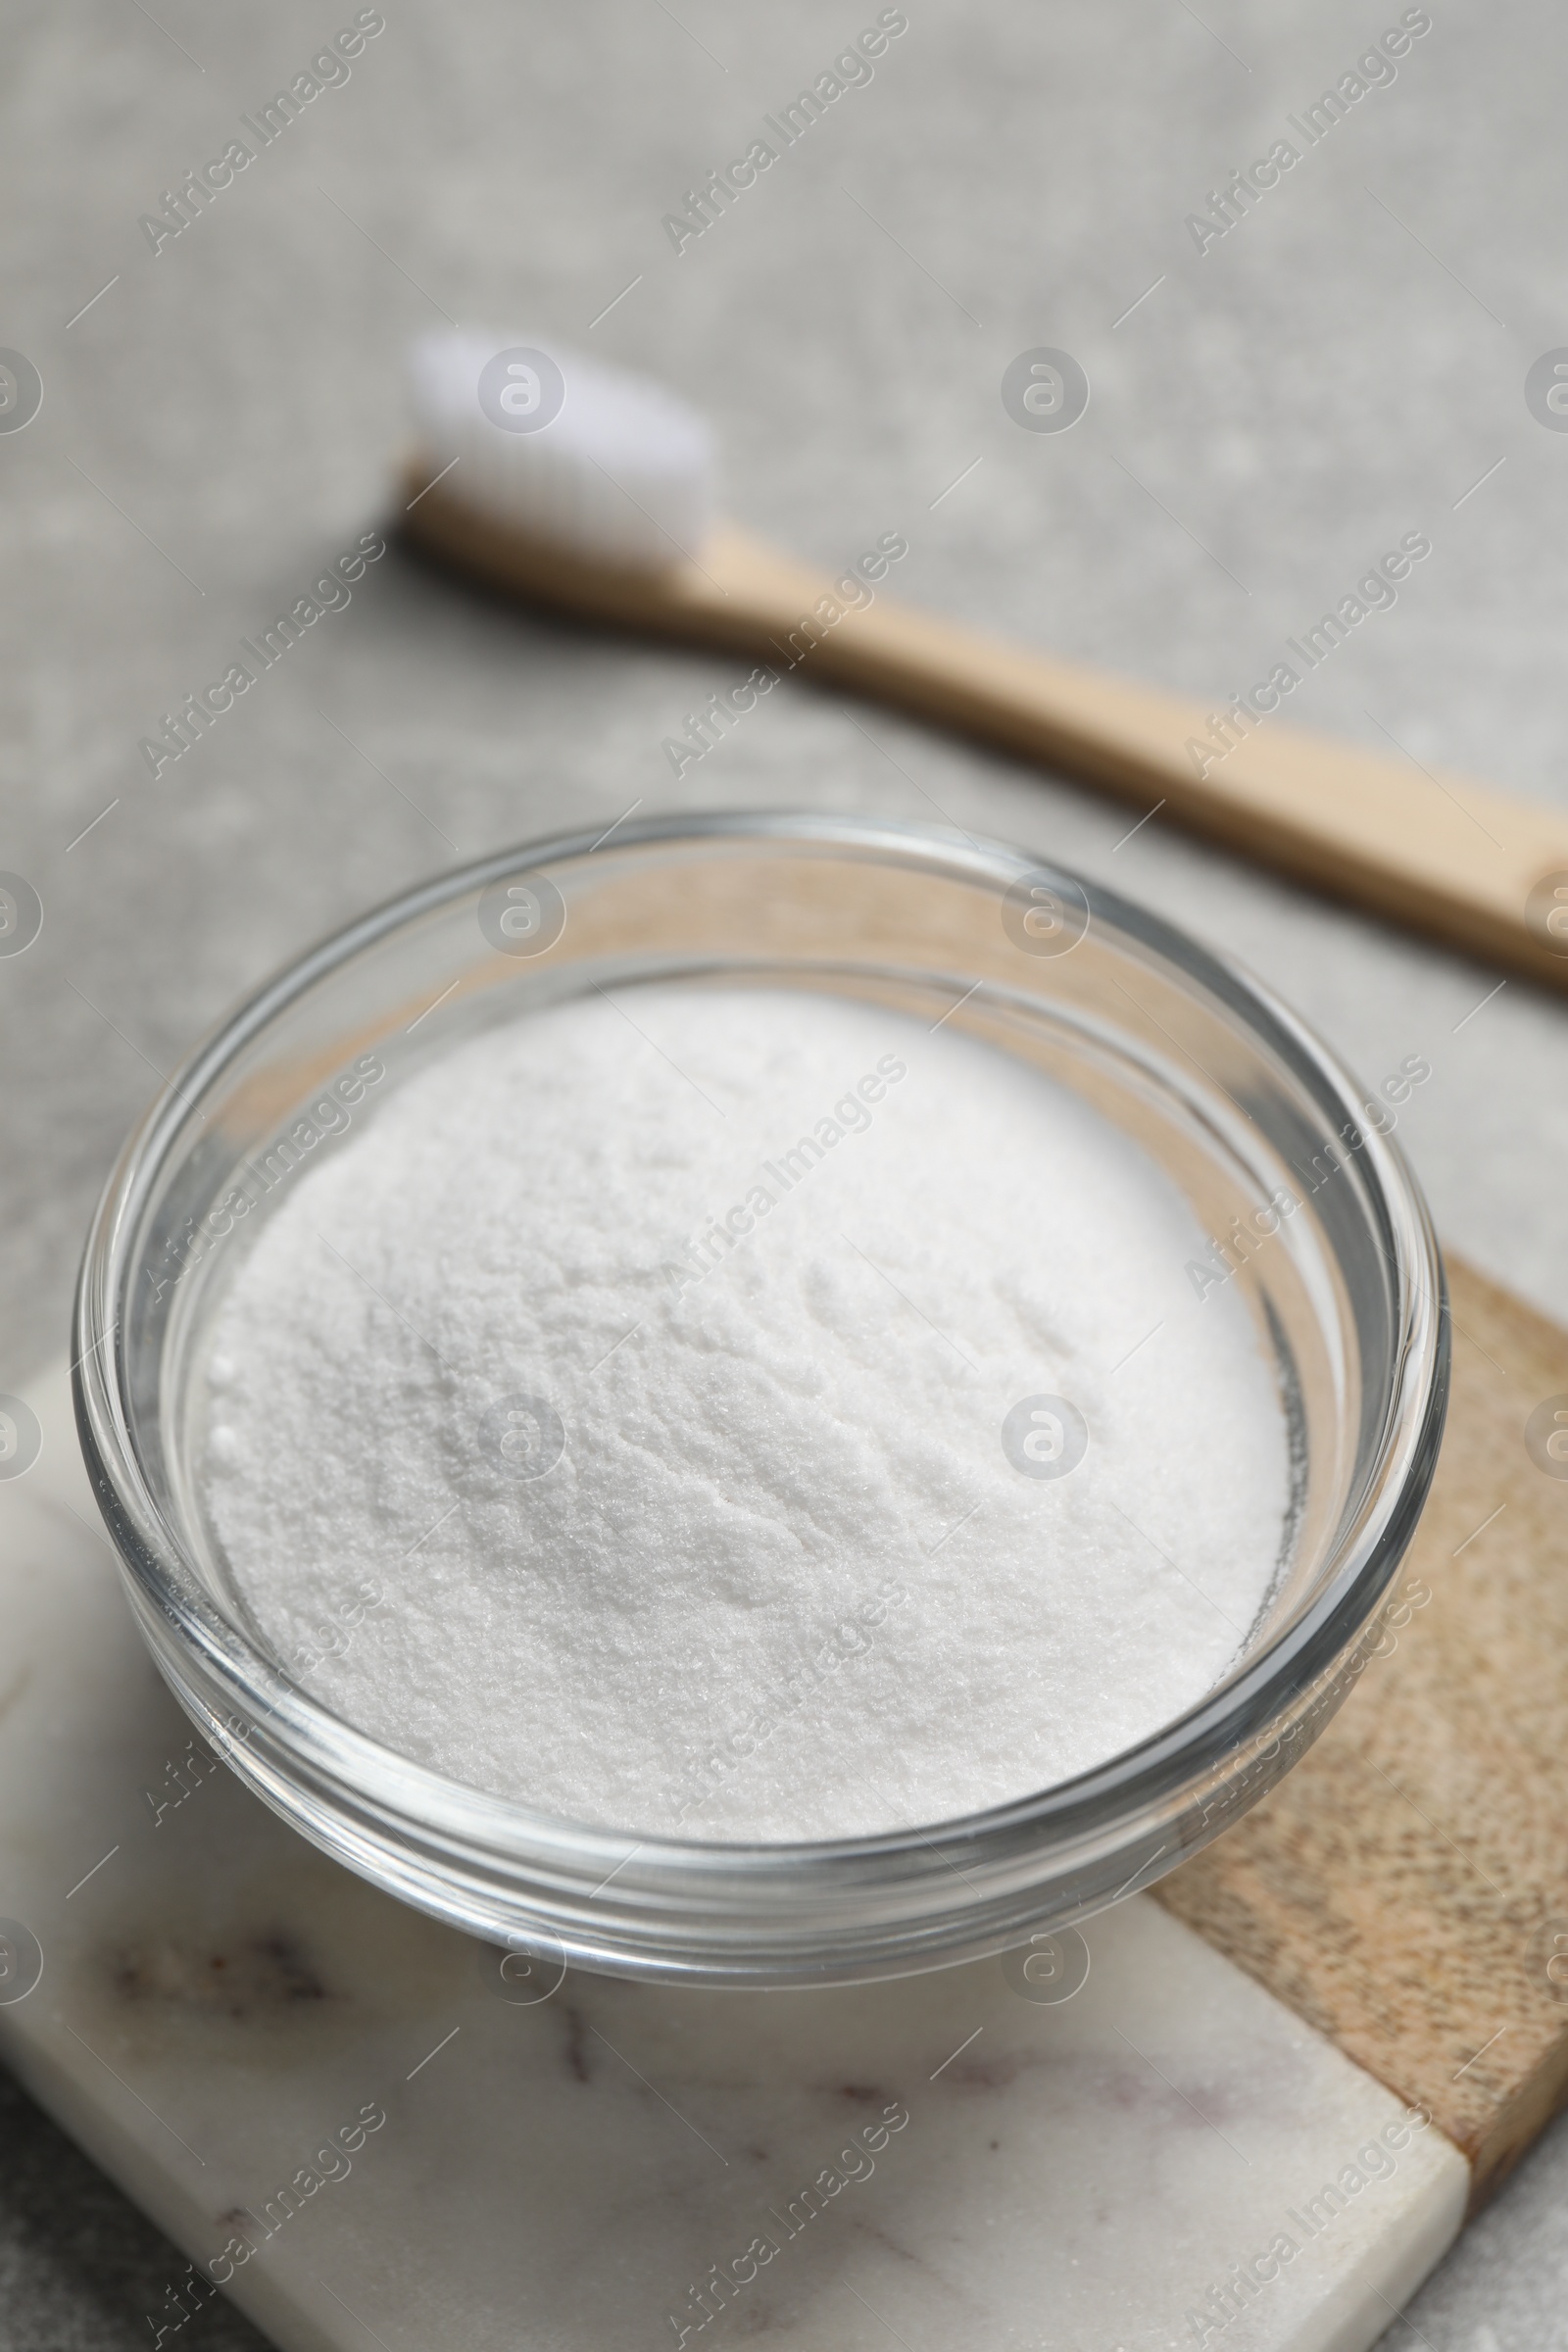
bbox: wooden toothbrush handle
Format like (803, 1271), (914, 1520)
(714, 533), (1568, 992)
(402, 478), (1568, 990)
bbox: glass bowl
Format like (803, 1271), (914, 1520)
(74, 812), (1447, 1985)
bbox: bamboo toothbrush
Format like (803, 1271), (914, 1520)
(400, 331), (1568, 990)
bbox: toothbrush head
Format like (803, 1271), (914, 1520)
(406, 330), (715, 574)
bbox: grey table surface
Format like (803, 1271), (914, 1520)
(3, 0), (1567, 2342)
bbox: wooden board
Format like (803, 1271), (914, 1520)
(1157, 1251), (1568, 2212)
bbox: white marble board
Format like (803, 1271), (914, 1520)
(0, 1362), (1467, 2352)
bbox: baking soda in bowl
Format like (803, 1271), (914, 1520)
(200, 985), (1287, 1840)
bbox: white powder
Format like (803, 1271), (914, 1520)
(201, 985), (1286, 1840)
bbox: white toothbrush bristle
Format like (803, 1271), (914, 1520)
(407, 330), (715, 571)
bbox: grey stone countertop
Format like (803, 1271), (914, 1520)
(2, 0), (1566, 2341)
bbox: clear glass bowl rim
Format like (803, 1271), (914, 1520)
(72, 810), (1448, 1961)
